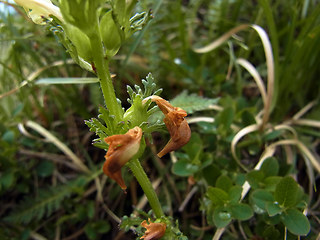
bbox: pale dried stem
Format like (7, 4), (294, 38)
(22, 120), (90, 173)
(236, 58), (267, 106)
(292, 100), (317, 120)
(0, 60), (74, 99)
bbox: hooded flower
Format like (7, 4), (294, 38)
(148, 96), (191, 158)
(14, 0), (63, 25)
(140, 219), (166, 240)
(103, 127), (142, 190)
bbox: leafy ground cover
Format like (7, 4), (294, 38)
(0, 0), (320, 239)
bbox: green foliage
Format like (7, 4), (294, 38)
(85, 73), (164, 148)
(5, 184), (72, 224)
(249, 174), (310, 236)
(274, 176), (301, 208)
(1, 0), (319, 239)
(171, 133), (212, 177)
(59, 0), (102, 34)
(84, 220), (111, 240)
(85, 106), (119, 149)
(281, 209), (310, 236)
(124, 73), (163, 130)
(205, 176), (253, 228)
(170, 91), (219, 114)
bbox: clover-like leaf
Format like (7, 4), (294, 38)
(281, 209), (310, 236)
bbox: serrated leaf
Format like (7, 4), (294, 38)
(274, 176), (299, 208)
(85, 106), (123, 146)
(127, 73), (162, 103)
(281, 209), (310, 236)
(170, 90), (219, 114)
(4, 177), (90, 224)
(143, 73), (161, 97)
(4, 186), (71, 224)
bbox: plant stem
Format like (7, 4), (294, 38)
(128, 158), (164, 218)
(89, 31), (122, 122)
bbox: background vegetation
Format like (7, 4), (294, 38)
(1, 0), (320, 239)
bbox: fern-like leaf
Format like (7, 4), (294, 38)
(4, 186), (71, 224)
(170, 90), (219, 114)
(127, 73), (162, 104)
(4, 177), (89, 224)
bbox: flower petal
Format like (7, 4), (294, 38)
(103, 127), (142, 190)
(148, 96), (191, 157)
(14, 0), (63, 24)
(140, 219), (166, 240)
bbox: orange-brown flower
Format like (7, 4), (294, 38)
(103, 127), (142, 190)
(149, 96), (191, 158)
(140, 219), (166, 240)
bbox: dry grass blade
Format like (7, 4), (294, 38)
(273, 124), (298, 138)
(250, 25), (274, 130)
(266, 139), (320, 173)
(24, 120), (90, 173)
(193, 24), (250, 53)
(262, 139), (317, 201)
(291, 119), (320, 128)
(292, 101), (317, 120)
(0, 60), (74, 99)
(194, 24), (275, 130)
(236, 58), (267, 106)
(231, 124), (260, 171)
(186, 117), (215, 124)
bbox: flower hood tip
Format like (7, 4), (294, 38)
(148, 96), (191, 158)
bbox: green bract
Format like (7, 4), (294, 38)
(100, 11), (122, 57)
(64, 25), (93, 62)
(59, 0), (102, 35)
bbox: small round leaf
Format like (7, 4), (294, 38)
(230, 203), (253, 220)
(281, 209), (310, 236)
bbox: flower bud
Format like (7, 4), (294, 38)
(103, 127), (142, 190)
